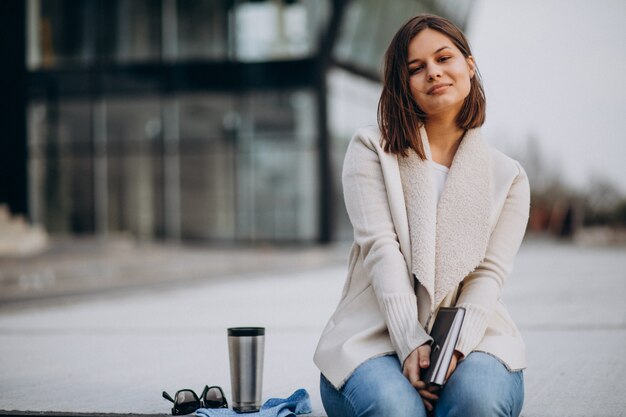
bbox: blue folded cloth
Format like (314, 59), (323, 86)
(194, 388), (311, 417)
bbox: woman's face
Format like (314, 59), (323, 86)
(407, 28), (475, 119)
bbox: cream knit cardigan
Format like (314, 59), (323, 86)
(314, 125), (530, 390)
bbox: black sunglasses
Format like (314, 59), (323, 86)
(162, 385), (228, 415)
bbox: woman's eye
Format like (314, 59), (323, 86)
(438, 56), (451, 62)
(410, 66), (423, 74)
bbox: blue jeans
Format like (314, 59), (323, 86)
(320, 352), (524, 417)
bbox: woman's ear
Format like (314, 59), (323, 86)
(466, 56), (476, 78)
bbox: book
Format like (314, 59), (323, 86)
(421, 307), (466, 387)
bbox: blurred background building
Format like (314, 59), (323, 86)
(0, 0), (473, 245)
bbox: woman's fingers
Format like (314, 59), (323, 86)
(418, 388), (439, 402)
(404, 344), (432, 389)
(413, 380), (427, 390)
(408, 369), (421, 388)
(413, 343), (439, 410)
(417, 344), (431, 369)
(444, 350), (464, 381)
(404, 343), (434, 390)
(422, 398), (433, 412)
(445, 353), (458, 381)
(402, 349), (422, 388)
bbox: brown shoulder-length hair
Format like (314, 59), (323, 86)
(377, 13), (486, 157)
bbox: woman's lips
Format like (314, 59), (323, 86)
(428, 84), (451, 95)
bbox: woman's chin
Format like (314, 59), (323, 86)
(423, 100), (464, 120)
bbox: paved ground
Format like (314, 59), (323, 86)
(0, 237), (625, 416)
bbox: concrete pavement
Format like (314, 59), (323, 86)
(0, 238), (625, 416)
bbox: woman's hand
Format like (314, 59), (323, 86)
(445, 350), (464, 381)
(403, 343), (439, 412)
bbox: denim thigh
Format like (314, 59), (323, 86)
(435, 351), (524, 417)
(320, 354), (427, 417)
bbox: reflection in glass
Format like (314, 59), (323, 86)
(174, 0), (229, 60)
(29, 0), (96, 68)
(105, 97), (163, 240)
(178, 94), (237, 241)
(27, 100), (94, 233)
(28, 0), (331, 67)
(237, 91), (318, 241)
(178, 91), (319, 242)
(102, 0), (162, 63)
(28, 91), (321, 243)
(233, 0), (329, 61)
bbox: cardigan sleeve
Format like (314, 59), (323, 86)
(454, 162), (531, 356)
(342, 129), (432, 365)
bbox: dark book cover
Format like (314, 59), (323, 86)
(421, 307), (466, 387)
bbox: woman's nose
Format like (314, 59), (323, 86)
(426, 65), (442, 81)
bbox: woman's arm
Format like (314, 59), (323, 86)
(454, 162), (531, 356)
(342, 129), (432, 365)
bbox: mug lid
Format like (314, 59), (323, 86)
(228, 327), (265, 337)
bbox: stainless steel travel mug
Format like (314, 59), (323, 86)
(227, 327), (265, 413)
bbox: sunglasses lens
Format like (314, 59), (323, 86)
(204, 387), (226, 408)
(175, 390), (200, 414)
(176, 390), (197, 403)
(206, 387), (223, 402)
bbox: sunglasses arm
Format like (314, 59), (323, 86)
(162, 391), (175, 404)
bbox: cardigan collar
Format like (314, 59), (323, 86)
(398, 125), (492, 311)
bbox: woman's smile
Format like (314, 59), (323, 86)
(428, 83), (452, 95)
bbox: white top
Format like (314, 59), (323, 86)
(428, 160), (449, 202)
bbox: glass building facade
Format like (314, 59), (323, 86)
(15, 0), (473, 244)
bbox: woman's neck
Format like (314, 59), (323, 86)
(424, 120), (465, 167)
